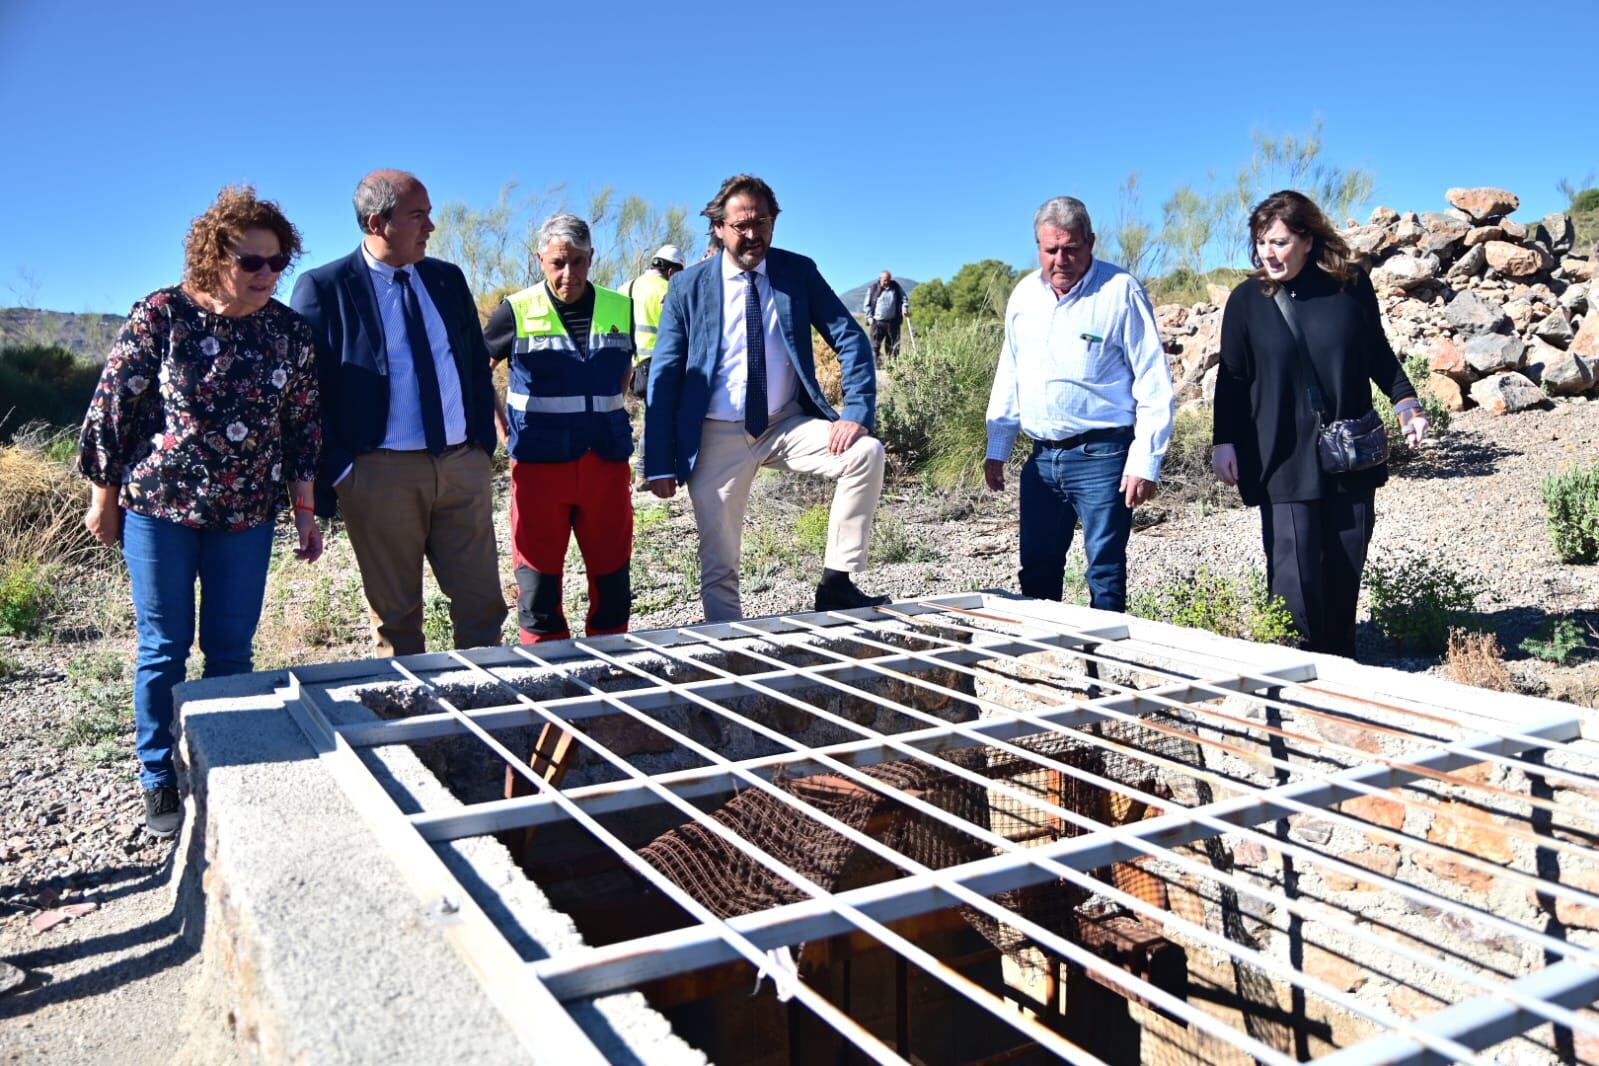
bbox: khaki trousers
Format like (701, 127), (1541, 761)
(335, 445), (507, 656)
(687, 405), (885, 622)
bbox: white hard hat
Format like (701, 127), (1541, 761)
(653, 244), (685, 267)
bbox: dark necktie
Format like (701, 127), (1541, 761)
(394, 268), (447, 455)
(743, 271), (768, 438)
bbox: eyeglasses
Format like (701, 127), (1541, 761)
(717, 216), (773, 237)
(231, 250), (292, 273)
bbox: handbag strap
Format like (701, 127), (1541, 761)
(1271, 286), (1329, 425)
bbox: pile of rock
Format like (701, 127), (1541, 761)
(1159, 186), (1597, 416)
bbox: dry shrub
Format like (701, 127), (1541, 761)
(0, 425), (96, 569)
(811, 331), (843, 408)
(1446, 628), (1513, 692)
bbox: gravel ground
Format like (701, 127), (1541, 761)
(3, 398), (1598, 1061)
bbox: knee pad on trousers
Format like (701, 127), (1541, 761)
(515, 565), (567, 637)
(588, 563), (631, 632)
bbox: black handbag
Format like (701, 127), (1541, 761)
(1271, 287), (1389, 474)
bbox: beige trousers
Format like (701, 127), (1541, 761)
(687, 405), (886, 622)
(335, 445), (508, 656)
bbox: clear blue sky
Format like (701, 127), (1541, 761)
(3, 0), (1595, 316)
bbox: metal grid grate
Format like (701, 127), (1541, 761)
(278, 594), (1599, 1065)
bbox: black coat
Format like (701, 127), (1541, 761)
(1213, 266), (1416, 506)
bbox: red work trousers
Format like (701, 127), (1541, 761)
(510, 452), (633, 643)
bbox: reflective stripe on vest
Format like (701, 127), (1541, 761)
(505, 284), (633, 360)
(626, 271), (671, 361)
(507, 392), (626, 413)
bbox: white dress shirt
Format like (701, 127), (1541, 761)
(985, 259), (1174, 483)
(361, 244), (468, 451)
(705, 251), (797, 423)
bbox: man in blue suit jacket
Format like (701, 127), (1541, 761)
(291, 170), (506, 656)
(645, 174), (888, 622)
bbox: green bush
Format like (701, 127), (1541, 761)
(1520, 619), (1591, 665)
(1145, 267), (1249, 307)
(59, 650), (132, 768)
(423, 592), (453, 650)
(0, 560), (58, 637)
(0, 345), (102, 442)
(794, 504), (830, 558)
(1156, 404), (1239, 515)
(1542, 464), (1599, 564)
(1365, 550), (1482, 654)
(877, 318), (1022, 486)
(1131, 567), (1298, 644)
(870, 511), (939, 566)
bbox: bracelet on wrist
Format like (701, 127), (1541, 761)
(293, 501), (315, 514)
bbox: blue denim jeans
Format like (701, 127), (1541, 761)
(122, 511), (276, 789)
(1017, 429), (1134, 611)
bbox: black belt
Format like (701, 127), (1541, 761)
(1031, 426), (1133, 449)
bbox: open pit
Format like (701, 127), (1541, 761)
(171, 593), (1599, 1064)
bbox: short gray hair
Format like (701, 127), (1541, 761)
(1033, 196), (1094, 241)
(537, 213), (593, 255)
(353, 170), (416, 233)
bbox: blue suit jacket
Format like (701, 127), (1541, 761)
(643, 248), (875, 482)
(290, 248), (497, 516)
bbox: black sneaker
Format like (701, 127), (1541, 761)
(814, 579), (891, 613)
(143, 786), (181, 840)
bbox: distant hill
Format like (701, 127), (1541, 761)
(1, 308), (125, 362)
(837, 277), (920, 316)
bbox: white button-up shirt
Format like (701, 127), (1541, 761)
(985, 259), (1174, 483)
(705, 251), (797, 423)
(361, 244), (467, 451)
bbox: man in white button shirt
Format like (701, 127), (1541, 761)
(292, 170), (506, 655)
(984, 196), (1174, 612)
(644, 174), (887, 622)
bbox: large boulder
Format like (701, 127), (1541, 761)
(1461, 333), (1526, 374)
(1463, 226), (1507, 247)
(1571, 314), (1599, 359)
(1561, 258), (1598, 283)
(1448, 244), (1488, 280)
(1418, 213), (1471, 257)
(1534, 308), (1576, 348)
(1540, 213), (1577, 256)
(1447, 187), (1520, 221)
(1541, 352), (1595, 396)
(1418, 372), (1467, 412)
(1483, 241), (1552, 277)
(1372, 253), (1441, 290)
(1426, 337), (1473, 382)
(1560, 283), (1588, 316)
(1342, 224), (1395, 258)
(1469, 371), (1546, 414)
(1368, 206), (1399, 227)
(1443, 290), (1510, 333)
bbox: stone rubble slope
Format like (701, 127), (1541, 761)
(1158, 186), (1597, 417)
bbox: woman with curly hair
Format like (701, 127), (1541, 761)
(78, 185), (322, 838)
(1211, 190), (1428, 658)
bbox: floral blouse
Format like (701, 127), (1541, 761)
(79, 287), (321, 531)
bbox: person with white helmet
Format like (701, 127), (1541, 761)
(625, 243), (685, 399)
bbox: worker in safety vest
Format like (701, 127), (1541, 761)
(482, 214), (636, 642)
(624, 244), (685, 399)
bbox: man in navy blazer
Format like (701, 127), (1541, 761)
(291, 170), (506, 656)
(645, 174), (888, 622)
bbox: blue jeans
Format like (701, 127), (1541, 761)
(1018, 430), (1134, 611)
(122, 511), (276, 789)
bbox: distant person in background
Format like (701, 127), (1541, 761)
(863, 270), (908, 363)
(985, 195), (1173, 613)
(625, 244), (685, 399)
(291, 170), (505, 657)
(79, 185), (322, 839)
(483, 215), (635, 642)
(1212, 189), (1428, 657)
(645, 174), (888, 621)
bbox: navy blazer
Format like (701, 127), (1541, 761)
(290, 248), (497, 516)
(643, 248), (875, 482)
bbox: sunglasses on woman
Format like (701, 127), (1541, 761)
(232, 250), (292, 273)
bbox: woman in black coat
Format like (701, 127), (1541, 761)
(1211, 190), (1428, 657)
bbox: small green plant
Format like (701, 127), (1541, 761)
(1542, 464), (1599, 564)
(0, 560), (58, 637)
(0, 652), (23, 679)
(423, 592), (454, 651)
(1131, 567), (1298, 644)
(794, 504), (830, 558)
(59, 650), (132, 768)
(870, 512), (939, 566)
(1520, 619), (1591, 665)
(1365, 550), (1482, 654)
(634, 502), (670, 536)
